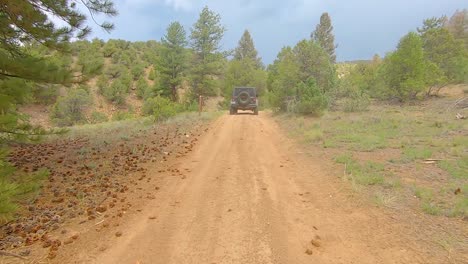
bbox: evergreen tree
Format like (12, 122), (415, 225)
(190, 6), (226, 97)
(312, 13), (337, 63)
(293, 40), (335, 93)
(418, 16), (467, 83)
(223, 59), (267, 98)
(0, 0), (116, 141)
(158, 22), (188, 101)
(446, 9), (468, 49)
(380, 32), (441, 101)
(234, 30), (263, 69)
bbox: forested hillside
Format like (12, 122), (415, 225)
(11, 8), (468, 128)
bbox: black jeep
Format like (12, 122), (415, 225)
(230, 87), (258, 115)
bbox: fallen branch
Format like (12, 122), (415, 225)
(0, 250), (27, 260)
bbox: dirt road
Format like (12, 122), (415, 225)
(56, 113), (433, 264)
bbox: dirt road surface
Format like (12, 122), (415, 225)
(55, 113), (438, 264)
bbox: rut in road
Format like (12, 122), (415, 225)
(62, 113), (428, 264)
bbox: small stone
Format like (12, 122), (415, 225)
(115, 231), (122, 237)
(48, 251), (57, 259)
(96, 205), (107, 213)
(310, 239), (321, 248)
(305, 249), (313, 255)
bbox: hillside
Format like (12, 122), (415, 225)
(19, 40), (169, 127)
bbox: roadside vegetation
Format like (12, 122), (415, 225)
(279, 99), (467, 217)
(273, 10), (467, 218)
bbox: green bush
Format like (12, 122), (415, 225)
(136, 78), (152, 99)
(112, 111), (135, 121)
(294, 78), (328, 116)
(51, 88), (92, 126)
(343, 93), (370, 112)
(142, 96), (180, 121)
(89, 111), (108, 124)
(33, 84), (59, 105)
(131, 63), (145, 80)
(103, 80), (128, 105)
(105, 64), (126, 79)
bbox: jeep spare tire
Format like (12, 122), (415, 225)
(237, 91), (250, 105)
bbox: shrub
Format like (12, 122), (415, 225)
(148, 68), (156, 80)
(131, 63), (145, 80)
(89, 111), (108, 124)
(103, 80), (128, 105)
(105, 64), (126, 79)
(142, 96), (179, 121)
(51, 88), (92, 126)
(33, 84), (59, 105)
(136, 78), (152, 99)
(343, 93), (370, 112)
(294, 78), (328, 116)
(112, 111), (135, 121)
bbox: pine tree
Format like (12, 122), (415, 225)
(0, 0), (116, 141)
(446, 9), (468, 49)
(418, 16), (467, 83)
(312, 13), (337, 63)
(381, 32), (441, 101)
(158, 22), (188, 101)
(190, 6), (226, 97)
(234, 30), (263, 69)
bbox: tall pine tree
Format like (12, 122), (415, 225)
(158, 21), (188, 101)
(312, 13), (337, 63)
(190, 6), (226, 97)
(234, 30), (263, 69)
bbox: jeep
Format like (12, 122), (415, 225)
(230, 87), (258, 115)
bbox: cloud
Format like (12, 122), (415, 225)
(88, 0), (466, 64)
(164, 0), (193, 11)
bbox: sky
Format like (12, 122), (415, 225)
(86, 0), (466, 64)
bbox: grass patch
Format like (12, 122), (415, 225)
(448, 196), (468, 217)
(421, 201), (442, 215)
(402, 147), (432, 162)
(302, 124), (323, 143)
(414, 186), (434, 200)
(334, 153), (386, 186)
(372, 191), (398, 208)
(439, 157), (468, 179)
(334, 152), (353, 164)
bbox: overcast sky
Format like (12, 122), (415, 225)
(87, 0), (466, 64)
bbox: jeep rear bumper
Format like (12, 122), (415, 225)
(231, 104), (257, 110)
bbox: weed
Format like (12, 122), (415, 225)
(335, 154), (385, 186)
(414, 186), (434, 200)
(448, 196), (467, 217)
(384, 178), (402, 189)
(334, 152), (353, 164)
(373, 191), (398, 208)
(402, 147), (432, 162)
(439, 157), (468, 179)
(421, 201), (442, 215)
